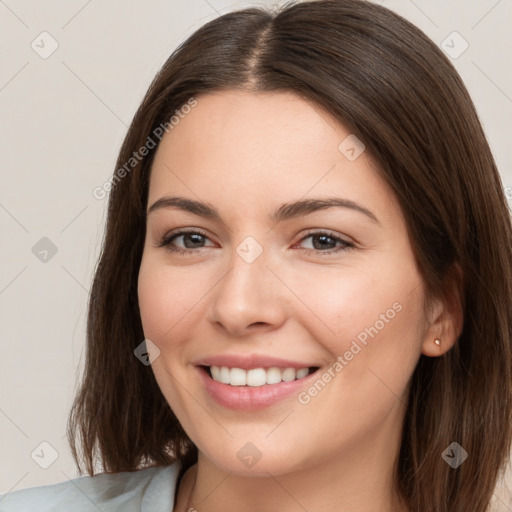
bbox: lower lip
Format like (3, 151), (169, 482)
(196, 366), (319, 411)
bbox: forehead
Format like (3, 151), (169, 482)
(147, 89), (401, 228)
(153, 89), (344, 172)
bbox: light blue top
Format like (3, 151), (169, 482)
(0, 462), (181, 512)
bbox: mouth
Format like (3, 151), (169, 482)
(193, 353), (324, 410)
(196, 364), (322, 410)
(201, 365), (320, 387)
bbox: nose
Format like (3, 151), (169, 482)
(209, 241), (287, 337)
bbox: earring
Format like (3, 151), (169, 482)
(434, 339), (441, 346)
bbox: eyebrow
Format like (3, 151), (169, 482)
(147, 196), (380, 225)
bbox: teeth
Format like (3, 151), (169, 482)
(296, 368), (309, 379)
(266, 367), (282, 385)
(208, 366), (312, 387)
(247, 368), (266, 387)
(230, 367), (246, 386)
(281, 368), (296, 382)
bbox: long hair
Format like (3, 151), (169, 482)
(67, 1), (512, 510)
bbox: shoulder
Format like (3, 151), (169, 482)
(0, 462), (181, 512)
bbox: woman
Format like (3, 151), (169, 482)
(1, 0), (511, 511)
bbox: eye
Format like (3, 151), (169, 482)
(157, 229), (214, 255)
(157, 228), (355, 256)
(296, 230), (355, 256)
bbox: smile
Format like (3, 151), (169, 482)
(207, 365), (316, 387)
(196, 364), (321, 411)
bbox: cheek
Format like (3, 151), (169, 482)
(137, 256), (204, 341)
(137, 263), (167, 340)
(291, 259), (426, 396)
(288, 263), (418, 341)
(137, 255), (203, 417)
(294, 272), (425, 445)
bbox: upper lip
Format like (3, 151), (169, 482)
(193, 354), (320, 370)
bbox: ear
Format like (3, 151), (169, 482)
(421, 262), (464, 357)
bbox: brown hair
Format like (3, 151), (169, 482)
(67, 1), (512, 510)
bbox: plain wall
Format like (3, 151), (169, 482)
(0, 0), (511, 500)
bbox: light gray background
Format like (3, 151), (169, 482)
(1, 0), (511, 502)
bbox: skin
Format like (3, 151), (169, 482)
(137, 90), (462, 512)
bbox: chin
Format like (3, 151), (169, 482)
(196, 437), (316, 477)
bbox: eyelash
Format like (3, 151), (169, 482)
(157, 228), (355, 256)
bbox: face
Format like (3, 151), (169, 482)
(137, 90), (432, 476)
